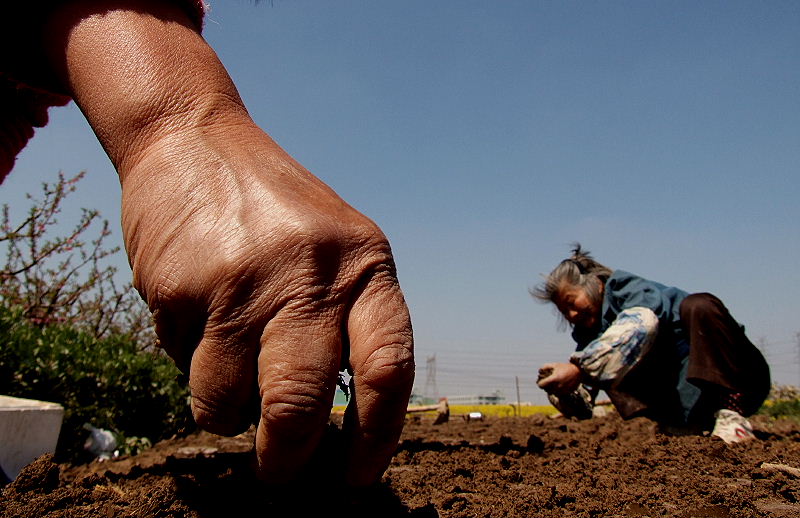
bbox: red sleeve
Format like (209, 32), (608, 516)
(0, 0), (208, 184)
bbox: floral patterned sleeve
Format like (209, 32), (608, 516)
(569, 307), (659, 383)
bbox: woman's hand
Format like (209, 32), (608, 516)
(537, 362), (582, 395)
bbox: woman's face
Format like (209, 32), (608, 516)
(555, 282), (602, 329)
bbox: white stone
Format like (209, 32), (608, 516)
(0, 395), (64, 480)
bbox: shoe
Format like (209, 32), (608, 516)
(711, 409), (755, 444)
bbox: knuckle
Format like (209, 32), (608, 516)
(281, 221), (397, 305)
(356, 341), (415, 393)
(284, 203), (386, 253)
(260, 377), (331, 437)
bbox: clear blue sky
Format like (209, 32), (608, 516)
(3, 1), (799, 404)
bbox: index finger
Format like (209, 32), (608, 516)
(254, 307), (342, 482)
(343, 268), (415, 487)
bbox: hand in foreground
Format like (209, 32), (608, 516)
(41, 0), (414, 486)
(122, 127), (414, 487)
(537, 362), (582, 396)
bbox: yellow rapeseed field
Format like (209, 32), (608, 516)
(331, 404), (558, 418)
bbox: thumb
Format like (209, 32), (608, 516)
(537, 376), (555, 389)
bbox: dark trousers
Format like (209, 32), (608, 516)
(607, 293), (771, 424)
(681, 293), (771, 417)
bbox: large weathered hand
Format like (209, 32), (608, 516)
(125, 128), (414, 485)
(40, 0), (414, 486)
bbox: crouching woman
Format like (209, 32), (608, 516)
(534, 245), (770, 443)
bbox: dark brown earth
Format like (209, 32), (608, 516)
(4, 411), (800, 518)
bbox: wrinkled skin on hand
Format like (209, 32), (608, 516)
(123, 128), (414, 485)
(38, 0), (414, 486)
(537, 362), (582, 396)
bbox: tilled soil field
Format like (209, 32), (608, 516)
(3, 411), (800, 517)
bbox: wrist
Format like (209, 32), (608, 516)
(566, 359), (585, 384)
(42, 0), (251, 174)
(117, 111), (258, 187)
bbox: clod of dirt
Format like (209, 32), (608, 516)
(6, 454), (60, 494)
(526, 433), (545, 454)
